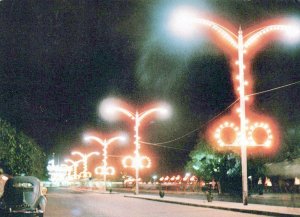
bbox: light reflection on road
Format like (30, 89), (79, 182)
(45, 188), (268, 217)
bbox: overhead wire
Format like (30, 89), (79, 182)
(140, 79), (300, 150)
(245, 79), (300, 97)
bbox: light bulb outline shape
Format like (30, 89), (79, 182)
(215, 121), (273, 147)
(215, 122), (240, 147)
(247, 122), (273, 147)
(95, 166), (115, 176)
(122, 155), (151, 169)
(78, 171), (92, 179)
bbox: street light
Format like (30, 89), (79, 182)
(60, 163), (73, 181)
(170, 7), (299, 205)
(64, 159), (83, 180)
(71, 151), (100, 179)
(83, 134), (127, 191)
(99, 97), (171, 194)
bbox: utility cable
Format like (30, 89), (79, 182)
(140, 99), (238, 147)
(246, 79), (300, 97)
(140, 79), (300, 149)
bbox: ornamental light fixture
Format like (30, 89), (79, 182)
(170, 6), (299, 205)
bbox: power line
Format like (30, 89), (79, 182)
(140, 99), (238, 147)
(140, 142), (191, 152)
(246, 80), (300, 97)
(140, 79), (300, 149)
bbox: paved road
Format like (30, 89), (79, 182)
(44, 188), (269, 217)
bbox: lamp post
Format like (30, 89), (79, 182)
(64, 159), (83, 180)
(170, 8), (299, 205)
(84, 135), (126, 191)
(71, 151), (100, 179)
(60, 163), (73, 181)
(100, 98), (171, 194)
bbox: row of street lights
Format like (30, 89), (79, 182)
(83, 135), (125, 191)
(62, 98), (171, 194)
(59, 6), (299, 204)
(99, 98), (171, 195)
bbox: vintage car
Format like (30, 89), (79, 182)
(0, 176), (47, 217)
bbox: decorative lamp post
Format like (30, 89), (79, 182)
(84, 135), (126, 191)
(64, 159), (83, 180)
(71, 151), (100, 179)
(169, 7), (300, 205)
(99, 98), (171, 195)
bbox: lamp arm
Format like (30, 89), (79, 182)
(115, 107), (135, 119)
(195, 18), (238, 48)
(107, 136), (123, 145)
(244, 24), (294, 48)
(139, 108), (164, 121)
(87, 152), (100, 158)
(86, 136), (105, 146)
(71, 151), (84, 158)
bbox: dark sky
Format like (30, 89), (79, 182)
(0, 0), (299, 174)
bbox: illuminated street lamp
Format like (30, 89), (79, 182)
(60, 163), (73, 181)
(71, 151), (100, 179)
(83, 135), (126, 191)
(64, 159), (83, 180)
(152, 175), (158, 183)
(170, 7), (299, 205)
(99, 98), (171, 195)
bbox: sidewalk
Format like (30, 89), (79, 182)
(125, 194), (300, 217)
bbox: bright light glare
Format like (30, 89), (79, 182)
(99, 97), (119, 122)
(168, 7), (198, 38)
(185, 173), (191, 177)
(284, 24), (300, 43)
(83, 134), (92, 143)
(157, 103), (172, 119)
(119, 133), (128, 143)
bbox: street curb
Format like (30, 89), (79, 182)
(124, 195), (300, 217)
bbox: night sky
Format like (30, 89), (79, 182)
(0, 0), (299, 174)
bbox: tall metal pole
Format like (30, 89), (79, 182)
(103, 141), (108, 191)
(134, 112), (140, 195)
(238, 27), (248, 205)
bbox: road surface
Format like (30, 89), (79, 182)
(45, 188), (268, 217)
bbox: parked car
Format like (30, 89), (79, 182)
(0, 176), (47, 217)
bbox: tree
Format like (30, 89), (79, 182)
(0, 118), (46, 178)
(186, 139), (267, 195)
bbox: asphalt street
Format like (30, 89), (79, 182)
(44, 188), (269, 217)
